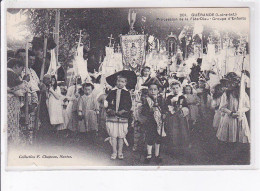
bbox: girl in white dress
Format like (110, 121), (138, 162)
(46, 76), (64, 128)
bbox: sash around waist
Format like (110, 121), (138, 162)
(106, 116), (128, 123)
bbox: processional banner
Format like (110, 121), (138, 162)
(120, 34), (146, 72)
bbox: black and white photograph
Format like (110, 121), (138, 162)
(3, 6), (251, 168)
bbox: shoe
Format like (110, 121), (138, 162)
(118, 154), (124, 160)
(111, 153), (117, 160)
(155, 156), (162, 164)
(144, 155), (152, 164)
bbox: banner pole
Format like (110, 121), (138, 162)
(25, 42), (29, 126)
(35, 10), (49, 130)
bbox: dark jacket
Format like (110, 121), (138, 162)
(141, 95), (166, 118)
(141, 95), (166, 131)
(106, 88), (132, 118)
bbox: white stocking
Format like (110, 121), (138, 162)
(155, 143), (160, 157)
(118, 138), (124, 155)
(111, 137), (117, 155)
(147, 145), (152, 158)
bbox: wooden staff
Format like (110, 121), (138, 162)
(54, 9), (60, 64)
(74, 75), (78, 94)
(238, 50), (246, 122)
(201, 34), (203, 58)
(35, 11), (49, 129)
(78, 30), (82, 47)
(25, 42), (29, 125)
(225, 44), (228, 75)
(35, 37), (48, 129)
(141, 34), (147, 74)
(184, 37), (188, 60)
(40, 38), (48, 81)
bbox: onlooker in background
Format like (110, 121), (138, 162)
(7, 59), (27, 146)
(16, 49), (40, 135)
(7, 50), (15, 61)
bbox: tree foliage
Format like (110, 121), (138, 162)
(24, 8), (245, 71)
(27, 9), (91, 68)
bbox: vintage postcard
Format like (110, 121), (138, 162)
(2, 3), (253, 169)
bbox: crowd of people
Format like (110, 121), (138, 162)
(7, 42), (251, 165)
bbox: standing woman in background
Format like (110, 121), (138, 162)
(7, 59), (27, 146)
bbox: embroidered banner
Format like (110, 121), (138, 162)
(120, 34), (146, 72)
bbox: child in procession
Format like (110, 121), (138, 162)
(183, 84), (200, 126)
(135, 66), (151, 95)
(133, 66), (151, 151)
(46, 75), (64, 127)
(141, 77), (166, 164)
(166, 81), (190, 154)
(66, 76), (82, 133)
(78, 82), (99, 135)
(105, 73), (132, 160)
(46, 75), (72, 140)
(196, 78), (213, 128)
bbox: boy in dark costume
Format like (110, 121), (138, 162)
(141, 77), (166, 164)
(105, 71), (135, 160)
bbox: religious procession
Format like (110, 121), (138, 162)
(6, 8), (250, 166)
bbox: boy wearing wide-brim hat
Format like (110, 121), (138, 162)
(105, 71), (136, 160)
